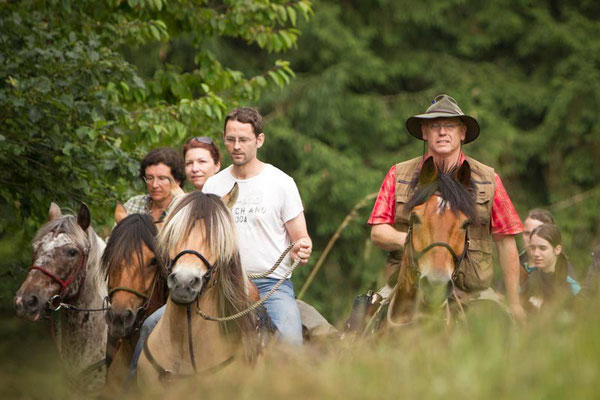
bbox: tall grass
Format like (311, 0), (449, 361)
(2, 293), (599, 400)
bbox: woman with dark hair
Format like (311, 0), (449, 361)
(123, 147), (185, 222)
(522, 224), (581, 312)
(183, 136), (221, 190)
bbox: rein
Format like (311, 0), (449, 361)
(406, 222), (470, 282)
(385, 216), (470, 328)
(143, 244), (298, 381)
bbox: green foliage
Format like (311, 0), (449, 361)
(0, 0), (311, 299)
(248, 0), (600, 319)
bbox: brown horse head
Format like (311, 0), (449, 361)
(103, 208), (163, 338)
(14, 203), (93, 321)
(389, 157), (476, 324)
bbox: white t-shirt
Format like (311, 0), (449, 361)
(203, 164), (304, 279)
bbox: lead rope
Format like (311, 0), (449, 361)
(246, 242), (296, 279)
(196, 258), (301, 322)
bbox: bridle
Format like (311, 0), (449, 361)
(167, 249), (218, 301)
(28, 244), (89, 308)
(405, 214), (470, 283)
(107, 261), (162, 334)
(143, 248), (230, 381)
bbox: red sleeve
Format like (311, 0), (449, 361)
(490, 173), (523, 235)
(368, 166), (396, 225)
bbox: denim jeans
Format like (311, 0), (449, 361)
(252, 278), (303, 346)
(126, 304), (165, 380)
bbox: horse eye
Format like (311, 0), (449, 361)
(66, 248), (79, 257)
(461, 221), (471, 229)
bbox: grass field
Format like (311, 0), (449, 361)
(1, 293), (599, 400)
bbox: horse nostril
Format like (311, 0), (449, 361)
(124, 309), (135, 324)
(26, 294), (39, 309)
(189, 276), (201, 289)
(167, 273), (176, 288)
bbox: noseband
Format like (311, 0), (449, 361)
(28, 244), (88, 306)
(168, 249), (217, 300)
(406, 221), (469, 282)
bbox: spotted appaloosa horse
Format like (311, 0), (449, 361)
(387, 157), (476, 326)
(14, 203), (108, 389)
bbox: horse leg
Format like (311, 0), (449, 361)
(101, 339), (134, 398)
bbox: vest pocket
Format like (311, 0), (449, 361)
(475, 188), (492, 223)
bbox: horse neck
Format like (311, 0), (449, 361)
(161, 287), (232, 361)
(57, 230), (108, 371)
(75, 228), (107, 308)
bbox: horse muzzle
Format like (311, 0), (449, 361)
(14, 291), (47, 321)
(419, 275), (452, 305)
(105, 306), (138, 338)
(167, 270), (204, 304)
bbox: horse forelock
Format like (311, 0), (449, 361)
(102, 214), (157, 280)
(32, 214), (107, 298)
(158, 192), (238, 273)
(158, 192), (254, 341)
(405, 165), (477, 223)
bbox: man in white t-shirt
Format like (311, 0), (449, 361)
(203, 107), (312, 346)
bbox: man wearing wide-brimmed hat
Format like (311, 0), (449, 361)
(368, 94), (525, 321)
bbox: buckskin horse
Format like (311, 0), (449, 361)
(101, 205), (167, 393)
(386, 157), (478, 327)
(14, 202), (108, 390)
(137, 191), (261, 387)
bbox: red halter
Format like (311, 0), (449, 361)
(28, 247), (88, 302)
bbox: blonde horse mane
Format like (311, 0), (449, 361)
(157, 192), (257, 350)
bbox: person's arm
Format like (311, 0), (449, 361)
(285, 212), (312, 264)
(371, 224), (406, 252)
(494, 234), (526, 323)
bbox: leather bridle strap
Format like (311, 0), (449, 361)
(29, 250), (88, 298)
(169, 249), (218, 293)
(108, 286), (149, 300)
(407, 225), (469, 279)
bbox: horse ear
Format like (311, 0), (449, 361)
(419, 157), (438, 186)
(49, 202), (62, 221)
(114, 203), (128, 224)
(455, 160), (471, 188)
(77, 203), (91, 231)
(221, 183), (239, 209)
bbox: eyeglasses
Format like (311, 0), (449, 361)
(187, 136), (214, 145)
(143, 175), (172, 184)
(224, 136), (254, 145)
(427, 123), (461, 131)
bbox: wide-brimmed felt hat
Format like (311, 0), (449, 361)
(406, 94), (480, 144)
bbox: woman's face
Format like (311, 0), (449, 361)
(528, 234), (562, 271)
(185, 147), (220, 190)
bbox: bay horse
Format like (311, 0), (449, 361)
(387, 157), (476, 326)
(137, 191), (260, 387)
(14, 202), (108, 390)
(101, 205), (167, 393)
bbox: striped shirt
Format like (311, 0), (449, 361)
(367, 154), (523, 236)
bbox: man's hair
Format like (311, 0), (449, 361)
(224, 107), (263, 137)
(527, 208), (555, 224)
(139, 147), (186, 188)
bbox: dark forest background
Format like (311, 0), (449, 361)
(2, 0), (599, 320)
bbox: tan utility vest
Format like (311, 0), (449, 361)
(386, 156), (496, 291)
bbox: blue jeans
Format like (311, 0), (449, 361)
(253, 278), (303, 346)
(126, 304), (165, 380)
